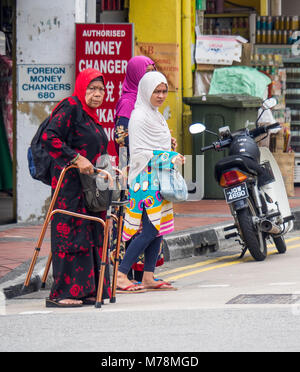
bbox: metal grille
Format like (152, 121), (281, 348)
(227, 294), (300, 305)
(101, 0), (125, 11)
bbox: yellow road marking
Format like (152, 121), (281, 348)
(160, 254), (241, 277)
(160, 237), (300, 277)
(159, 237), (300, 282)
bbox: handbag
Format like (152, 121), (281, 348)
(79, 172), (113, 212)
(158, 167), (188, 202)
(79, 155), (120, 212)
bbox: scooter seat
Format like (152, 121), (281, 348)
(215, 155), (262, 183)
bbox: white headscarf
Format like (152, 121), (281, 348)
(128, 71), (171, 184)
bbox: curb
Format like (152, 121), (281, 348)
(0, 256), (52, 300)
(2, 206), (300, 299)
(163, 221), (238, 261)
(164, 206), (300, 260)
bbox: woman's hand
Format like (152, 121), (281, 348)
(173, 154), (186, 166)
(171, 136), (177, 151)
(74, 154), (94, 175)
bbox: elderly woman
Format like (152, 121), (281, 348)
(116, 71), (185, 293)
(42, 68), (110, 307)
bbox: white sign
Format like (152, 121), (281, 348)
(18, 64), (74, 101)
(195, 35), (247, 65)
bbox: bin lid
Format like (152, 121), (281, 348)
(183, 94), (262, 108)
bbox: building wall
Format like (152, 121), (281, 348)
(129, 0), (183, 153)
(15, 0), (194, 222)
(16, 0), (83, 222)
(282, 0), (300, 15)
(224, 0), (268, 15)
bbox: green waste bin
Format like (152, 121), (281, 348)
(183, 94), (262, 199)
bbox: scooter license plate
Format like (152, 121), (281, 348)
(224, 183), (249, 204)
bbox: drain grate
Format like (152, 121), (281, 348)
(227, 294), (300, 305)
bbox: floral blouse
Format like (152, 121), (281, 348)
(122, 150), (178, 241)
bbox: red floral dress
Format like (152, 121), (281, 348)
(42, 97), (111, 301)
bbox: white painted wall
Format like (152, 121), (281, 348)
(16, 0), (85, 222)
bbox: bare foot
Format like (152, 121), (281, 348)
(85, 297), (96, 301)
(58, 299), (83, 305)
(141, 271), (158, 287)
(142, 272), (175, 290)
(117, 272), (144, 291)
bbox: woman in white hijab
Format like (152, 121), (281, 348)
(117, 71), (185, 293)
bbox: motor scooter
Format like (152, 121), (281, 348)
(189, 97), (294, 261)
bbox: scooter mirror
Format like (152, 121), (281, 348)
(189, 123), (206, 135)
(262, 97), (278, 110)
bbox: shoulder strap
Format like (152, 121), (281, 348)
(61, 96), (84, 146)
(30, 98), (69, 146)
(65, 96), (83, 123)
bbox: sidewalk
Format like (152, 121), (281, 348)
(1, 189), (300, 296)
(0, 199), (232, 279)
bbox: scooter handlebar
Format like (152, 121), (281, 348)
(201, 144), (215, 152)
(249, 122), (281, 138)
(199, 123), (281, 153)
(267, 122), (281, 130)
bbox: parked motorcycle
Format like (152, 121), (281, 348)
(189, 97), (295, 261)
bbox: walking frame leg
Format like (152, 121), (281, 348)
(110, 210), (124, 303)
(22, 165), (76, 292)
(95, 207), (112, 308)
(22, 219), (51, 291)
(40, 252), (52, 289)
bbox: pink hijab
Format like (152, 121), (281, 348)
(114, 56), (155, 120)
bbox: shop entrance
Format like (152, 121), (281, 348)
(0, 0), (15, 224)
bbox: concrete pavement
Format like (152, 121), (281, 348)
(1, 190), (300, 299)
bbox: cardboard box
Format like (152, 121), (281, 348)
(196, 43), (253, 71)
(270, 130), (285, 153)
(273, 152), (295, 197)
(233, 43), (253, 66)
(195, 35), (247, 66)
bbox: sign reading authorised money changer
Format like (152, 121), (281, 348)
(76, 23), (134, 162)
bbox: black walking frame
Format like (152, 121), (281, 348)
(22, 164), (128, 308)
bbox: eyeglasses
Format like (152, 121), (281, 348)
(153, 89), (168, 95)
(87, 86), (106, 94)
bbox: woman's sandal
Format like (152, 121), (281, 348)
(82, 297), (96, 305)
(131, 278), (173, 285)
(116, 284), (146, 294)
(144, 281), (178, 291)
(45, 298), (83, 308)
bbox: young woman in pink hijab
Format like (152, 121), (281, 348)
(114, 55), (156, 155)
(113, 56), (158, 284)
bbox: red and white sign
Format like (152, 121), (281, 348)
(76, 23), (134, 161)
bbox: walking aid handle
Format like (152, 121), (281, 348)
(93, 166), (114, 188)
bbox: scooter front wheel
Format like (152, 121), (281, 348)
(236, 201), (267, 261)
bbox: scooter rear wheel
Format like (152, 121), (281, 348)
(236, 200), (267, 261)
(273, 236), (287, 254)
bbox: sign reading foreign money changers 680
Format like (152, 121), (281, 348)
(18, 64), (73, 101)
